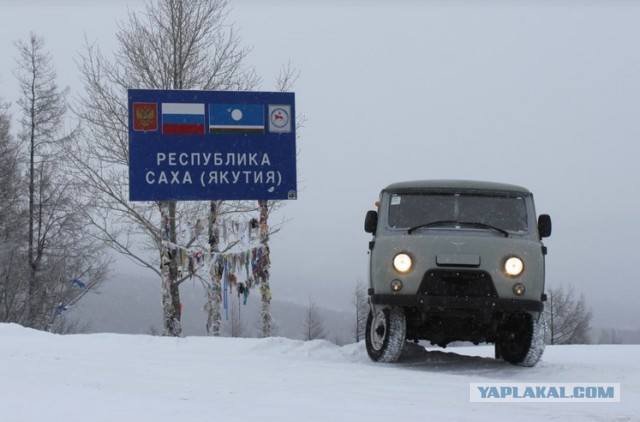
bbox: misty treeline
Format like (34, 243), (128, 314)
(598, 327), (640, 344)
(2, 0), (301, 336)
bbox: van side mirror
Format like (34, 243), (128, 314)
(538, 214), (552, 238)
(364, 210), (378, 234)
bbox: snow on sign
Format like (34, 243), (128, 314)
(128, 89), (296, 201)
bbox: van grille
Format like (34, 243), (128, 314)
(418, 270), (496, 298)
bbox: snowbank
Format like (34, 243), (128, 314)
(0, 323), (637, 421)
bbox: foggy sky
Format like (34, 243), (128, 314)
(1, 0), (638, 329)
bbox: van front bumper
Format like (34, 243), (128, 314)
(370, 294), (543, 313)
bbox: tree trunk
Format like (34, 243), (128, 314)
(26, 74), (38, 328)
(160, 201), (181, 336)
(206, 200), (222, 336)
(258, 200), (272, 337)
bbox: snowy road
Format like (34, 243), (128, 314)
(0, 324), (637, 421)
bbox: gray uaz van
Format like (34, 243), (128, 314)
(364, 180), (552, 366)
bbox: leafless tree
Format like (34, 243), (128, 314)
(0, 98), (26, 324)
(0, 100), (21, 220)
(302, 298), (325, 341)
(6, 33), (109, 332)
(0, 98), (21, 228)
(544, 284), (592, 345)
(71, 0), (299, 336)
(353, 279), (369, 342)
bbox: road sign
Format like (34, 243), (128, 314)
(128, 89), (296, 201)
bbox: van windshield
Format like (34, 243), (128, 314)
(387, 193), (528, 234)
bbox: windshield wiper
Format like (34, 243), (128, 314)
(407, 220), (509, 237)
(457, 221), (509, 237)
(407, 220), (458, 234)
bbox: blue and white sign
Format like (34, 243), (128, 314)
(128, 89), (296, 201)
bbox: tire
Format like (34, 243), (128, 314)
(365, 306), (407, 363)
(497, 313), (546, 367)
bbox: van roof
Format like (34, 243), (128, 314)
(383, 180), (531, 195)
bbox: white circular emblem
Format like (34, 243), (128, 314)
(231, 108), (243, 121)
(270, 107), (289, 129)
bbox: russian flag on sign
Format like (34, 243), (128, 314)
(161, 103), (205, 135)
(209, 104), (265, 134)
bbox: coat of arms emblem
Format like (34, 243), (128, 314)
(133, 102), (158, 132)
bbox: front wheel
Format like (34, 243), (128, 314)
(497, 312), (546, 367)
(365, 306), (407, 363)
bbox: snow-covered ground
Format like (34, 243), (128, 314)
(1, 323), (637, 421)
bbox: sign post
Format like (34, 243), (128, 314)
(128, 89), (296, 337)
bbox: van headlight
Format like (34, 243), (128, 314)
(393, 253), (413, 273)
(504, 256), (524, 277)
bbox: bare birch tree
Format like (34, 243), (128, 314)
(544, 284), (592, 345)
(8, 33), (109, 331)
(302, 298), (325, 341)
(71, 0), (278, 336)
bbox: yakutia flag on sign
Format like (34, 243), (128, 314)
(161, 103), (205, 135)
(209, 104), (265, 134)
